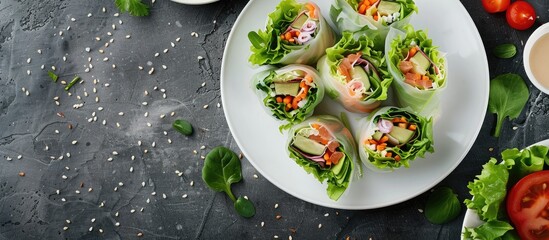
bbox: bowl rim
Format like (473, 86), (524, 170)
(524, 23), (549, 95)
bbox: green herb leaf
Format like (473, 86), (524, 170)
(248, 31), (264, 50)
(462, 220), (514, 240)
(172, 119), (193, 136)
(234, 196), (256, 218)
(115, 0), (149, 17)
(488, 73), (529, 137)
(64, 76), (80, 91)
(48, 71), (58, 82)
(493, 44), (517, 59)
(202, 146), (242, 202)
(424, 187), (461, 224)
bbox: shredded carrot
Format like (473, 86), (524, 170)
(291, 97), (300, 110)
(285, 32), (292, 40)
(392, 117), (407, 123)
(394, 155), (401, 161)
(398, 123), (408, 129)
(304, 75), (313, 84)
(295, 30), (301, 36)
(276, 96), (283, 103)
(305, 3), (316, 19)
(369, 0), (377, 4)
(311, 123), (320, 129)
(323, 152), (331, 161)
(376, 143), (387, 151)
(386, 152), (393, 158)
(409, 47), (418, 58)
(421, 75), (430, 81)
(408, 124), (417, 131)
(358, 4), (367, 14)
(280, 34), (286, 40)
(373, 15), (379, 21)
(368, 139), (378, 145)
(283, 96), (292, 104)
(379, 135), (389, 144)
(299, 81), (306, 88)
(289, 38), (295, 43)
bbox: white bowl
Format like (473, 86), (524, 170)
(524, 23), (549, 95)
(170, 0), (218, 5)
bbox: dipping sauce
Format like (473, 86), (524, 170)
(529, 33), (549, 89)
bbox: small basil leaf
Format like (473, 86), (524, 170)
(488, 73), (529, 137)
(173, 119), (193, 136)
(234, 196), (255, 218)
(248, 31), (265, 49)
(493, 44), (517, 59)
(202, 146), (242, 201)
(425, 187), (461, 224)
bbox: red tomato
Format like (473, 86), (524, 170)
(506, 1), (537, 30)
(506, 170), (549, 240)
(481, 0), (510, 13)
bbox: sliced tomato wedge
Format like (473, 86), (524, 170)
(507, 170), (549, 240)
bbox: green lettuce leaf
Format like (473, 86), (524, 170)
(501, 146), (548, 185)
(358, 106), (434, 170)
(248, 0), (335, 66)
(287, 115), (360, 201)
(253, 65), (325, 129)
(317, 32), (392, 113)
(385, 25), (447, 117)
(462, 220), (514, 240)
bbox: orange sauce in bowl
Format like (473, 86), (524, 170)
(529, 33), (549, 89)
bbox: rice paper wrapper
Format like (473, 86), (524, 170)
(248, 0), (336, 66)
(286, 115), (361, 200)
(385, 26), (448, 118)
(252, 64), (325, 130)
(330, 0), (417, 49)
(317, 32), (392, 113)
(356, 106), (434, 172)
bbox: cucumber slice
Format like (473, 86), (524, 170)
(291, 14), (308, 29)
(372, 131), (383, 141)
(410, 52), (431, 76)
(274, 82), (300, 96)
(351, 66), (371, 90)
(388, 126), (415, 144)
(292, 135), (326, 156)
(378, 1), (401, 16)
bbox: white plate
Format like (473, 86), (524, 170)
(170, 0), (218, 5)
(460, 139), (549, 238)
(221, 0), (489, 209)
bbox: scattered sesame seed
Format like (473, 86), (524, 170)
(182, 194), (188, 198)
(142, 102), (148, 106)
(107, 157), (113, 162)
(154, 52), (160, 57)
(37, 49), (42, 54)
(27, 58), (31, 63)
(75, 190), (80, 194)
(71, 140), (78, 145)
(112, 64), (116, 69)
(63, 226), (69, 231)
(261, 222), (265, 227)
(88, 188), (93, 192)
(489, 147), (494, 152)
(200, 155), (205, 160)
(87, 13), (92, 17)
(56, 190), (60, 195)
(318, 224), (322, 229)
(102, 120), (107, 125)
(197, 56), (204, 60)
(95, 37), (101, 41)
(118, 112), (124, 116)
(114, 13), (119, 17)
(274, 203), (279, 209)
(18, 172), (25, 177)
(70, 17), (76, 22)
(61, 198), (66, 202)
(191, 32), (199, 37)
(193, 150), (198, 155)
(112, 24), (116, 30)
(170, 111), (175, 116)
(146, 122), (152, 127)
(59, 31), (63, 36)
(52, 66), (56, 71)
(115, 222), (120, 227)
(160, 114), (166, 119)
(151, 192), (156, 196)
(144, 112), (149, 117)
(162, 65), (167, 69)
(162, 193), (167, 199)
(418, 209), (424, 213)
(170, 42), (175, 48)
(146, 198), (150, 203)
(114, 187), (118, 191)
(163, 49), (169, 53)
(89, 227), (93, 232)
(130, 209), (135, 213)
(201, 82), (206, 87)
(151, 142), (156, 148)
(275, 215), (282, 220)
(130, 167), (134, 172)
(91, 218), (96, 223)
(137, 232), (143, 237)
(176, 37), (181, 42)
(148, 68), (155, 75)
(512, 126), (518, 130)
(253, 174), (258, 179)
(103, 57), (109, 62)
(132, 155), (136, 160)
(17, 155), (22, 160)
(167, 139), (172, 144)
(126, 35), (131, 39)
(142, 181), (146, 187)
(138, 66), (143, 70)
(144, 149), (148, 154)
(41, 65), (44, 69)
(63, 56), (67, 62)
(190, 181), (194, 186)
(27, 70), (31, 75)
(115, 211), (119, 217)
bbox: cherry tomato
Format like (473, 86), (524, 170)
(481, 0), (510, 13)
(506, 1), (536, 30)
(506, 170), (549, 240)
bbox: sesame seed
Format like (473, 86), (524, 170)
(52, 66), (56, 71)
(88, 188), (93, 192)
(146, 122), (152, 127)
(143, 149), (148, 153)
(85, 47), (91, 52)
(146, 198), (150, 203)
(27, 58), (31, 63)
(162, 93), (166, 99)
(129, 167), (134, 172)
(114, 187), (118, 191)
(197, 56), (204, 60)
(131, 155), (136, 160)
(99, 229), (103, 233)
(138, 66), (143, 70)
(168, 138), (172, 144)
(91, 218), (96, 223)
(137, 141), (142, 146)
(63, 226), (69, 231)
(6, 157), (12, 161)
(489, 147), (494, 152)
(144, 112), (149, 117)
(112, 24), (116, 30)
(142, 102), (148, 106)
(163, 49), (169, 53)
(115, 222), (120, 227)
(182, 194), (188, 198)
(126, 35), (131, 39)
(115, 211), (119, 217)
(170, 111), (175, 116)
(75, 190), (80, 194)
(324, 213), (329, 217)
(59, 31), (63, 36)
(160, 114), (166, 119)
(200, 156), (205, 160)
(142, 181), (146, 187)
(162, 193), (167, 199)
(114, 13), (119, 17)
(66, 26), (71, 31)
(56, 190), (60, 194)
(201, 82), (206, 87)
(102, 120), (107, 125)
(107, 157), (113, 162)
(112, 151), (118, 155)
(318, 224), (322, 229)
(17, 155), (22, 159)
(18, 172), (25, 177)
(190, 181), (194, 186)
(151, 192), (156, 196)
(112, 64), (116, 69)
(176, 37), (181, 42)
(87, 13), (92, 17)
(253, 174), (258, 179)
(154, 52), (160, 57)
(63, 56), (67, 62)
(148, 68), (155, 75)
(95, 37), (101, 41)
(102, 7), (106, 12)
(137, 232), (143, 237)
(103, 57), (109, 62)
(27, 70), (31, 75)
(41, 65), (45, 69)
(70, 17), (76, 22)
(512, 126), (518, 130)
(37, 49), (42, 54)
(193, 150), (198, 154)
(162, 65), (167, 69)
(89, 227), (93, 232)
(418, 209), (424, 213)
(71, 140), (78, 145)
(61, 198), (66, 202)
(170, 42), (175, 48)
(274, 203), (279, 209)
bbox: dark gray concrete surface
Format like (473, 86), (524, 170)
(0, 0), (548, 239)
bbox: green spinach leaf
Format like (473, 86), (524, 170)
(425, 187), (461, 224)
(493, 44), (517, 59)
(488, 73), (529, 137)
(202, 146), (255, 218)
(173, 119), (193, 136)
(115, 0), (149, 16)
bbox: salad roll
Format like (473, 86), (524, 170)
(317, 32), (392, 113)
(287, 115), (360, 200)
(357, 106), (433, 171)
(248, 0), (336, 66)
(330, 0), (418, 47)
(385, 25), (447, 117)
(253, 64), (325, 128)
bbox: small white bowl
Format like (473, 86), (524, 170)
(170, 0), (219, 5)
(524, 23), (549, 95)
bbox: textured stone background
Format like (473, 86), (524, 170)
(0, 0), (548, 239)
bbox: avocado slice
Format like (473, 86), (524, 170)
(291, 14), (308, 29)
(388, 126), (415, 144)
(292, 135), (326, 156)
(410, 52), (431, 75)
(378, 1), (401, 16)
(274, 82), (300, 96)
(372, 131), (383, 141)
(351, 66), (371, 90)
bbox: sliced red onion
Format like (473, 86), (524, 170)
(297, 32), (312, 44)
(291, 146), (326, 168)
(301, 20), (317, 33)
(377, 119), (393, 133)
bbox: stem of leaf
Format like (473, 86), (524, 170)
(494, 115), (503, 137)
(225, 188), (237, 202)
